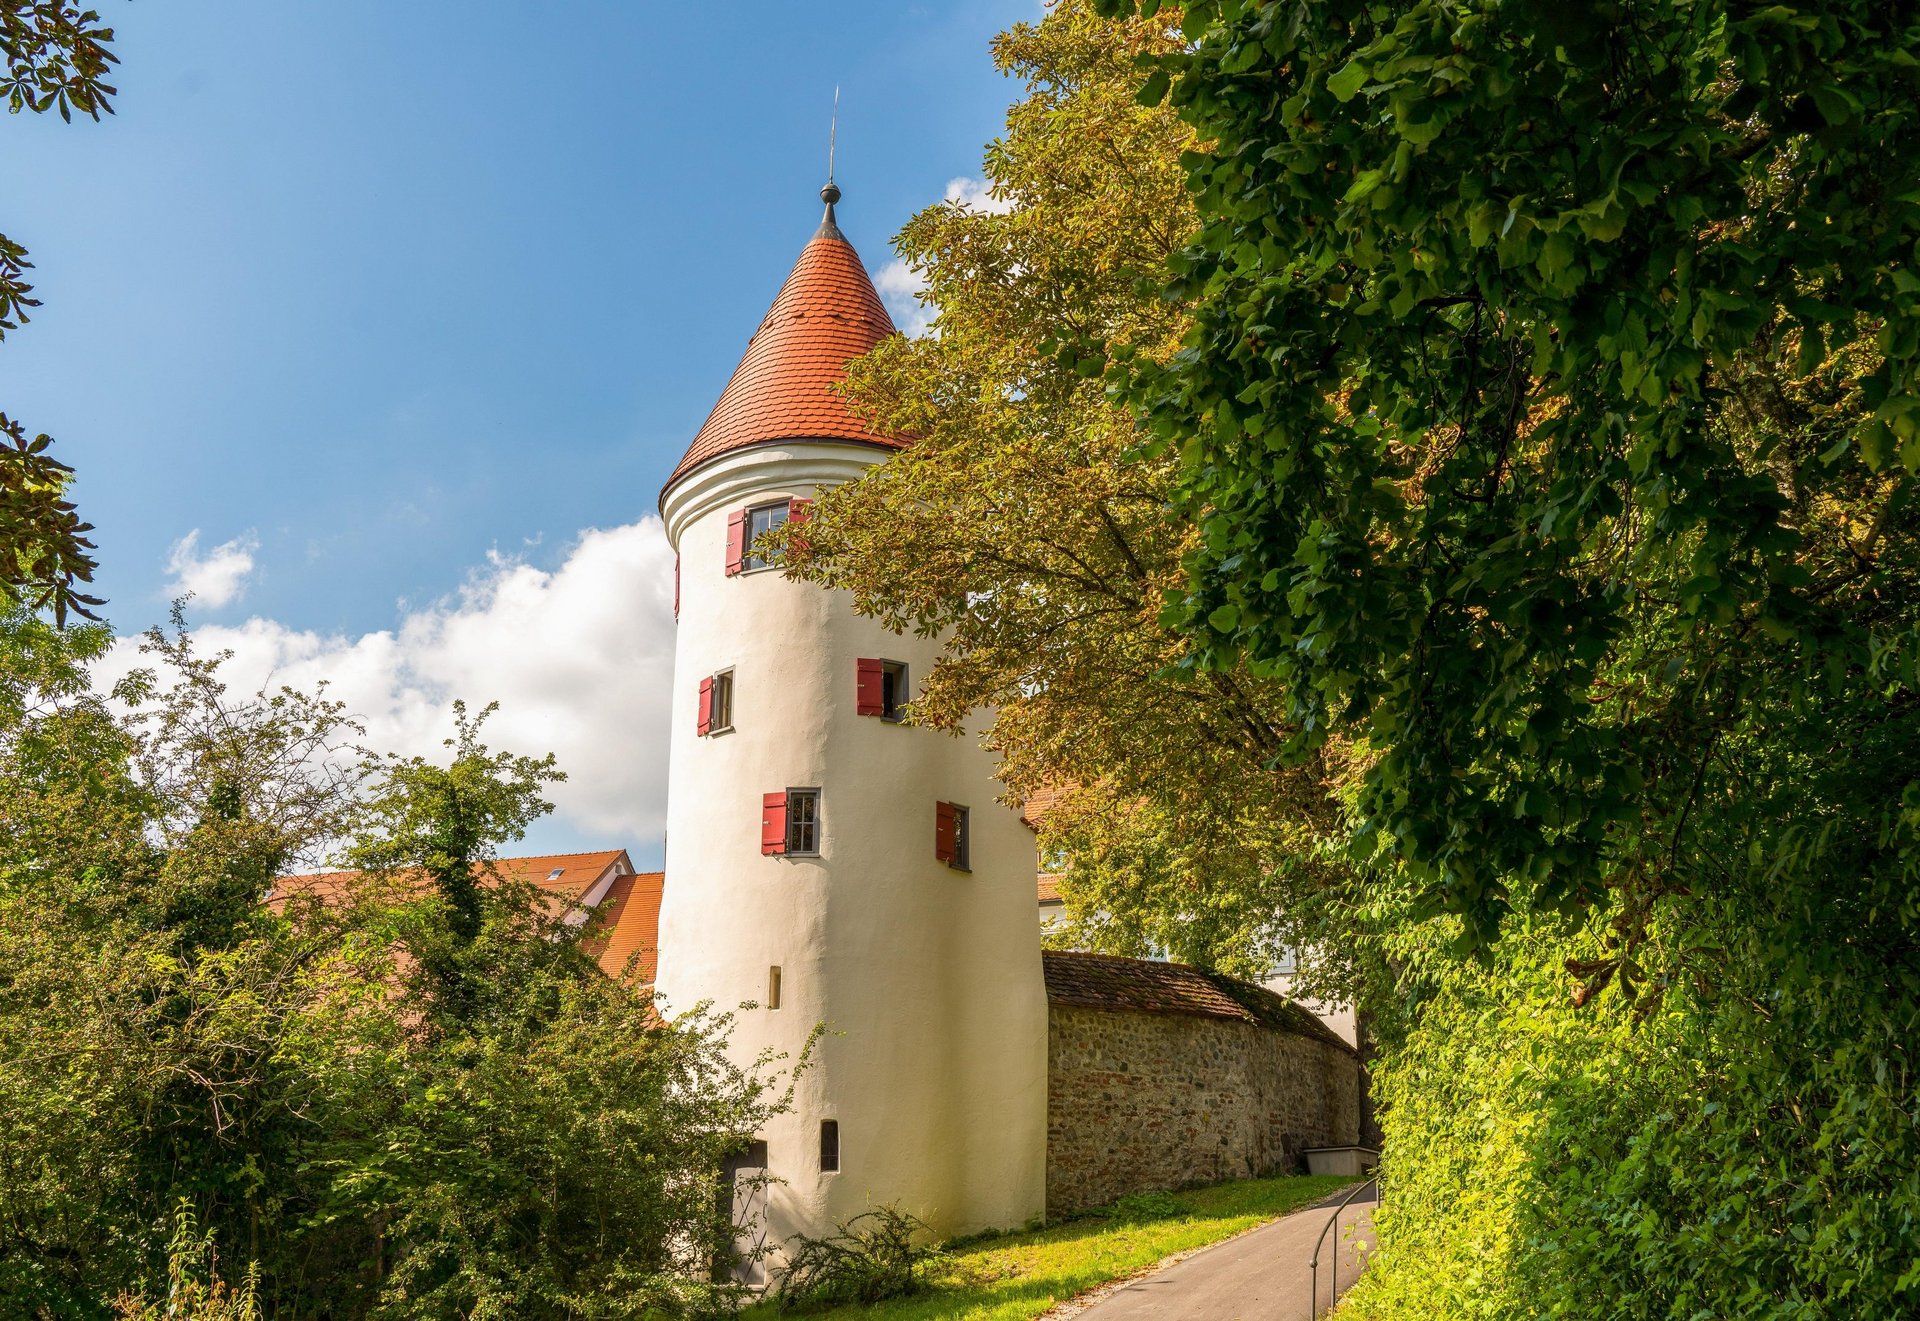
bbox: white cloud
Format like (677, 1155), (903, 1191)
(110, 517), (678, 851)
(875, 176), (1016, 337)
(876, 258), (933, 336)
(943, 175), (1014, 215)
(165, 529), (259, 608)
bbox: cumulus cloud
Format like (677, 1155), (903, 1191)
(942, 175), (1014, 215)
(875, 176), (1016, 336)
(110, 518), (678, 851)
(876, 258), (933, 336)
(165, 530), (259, 608)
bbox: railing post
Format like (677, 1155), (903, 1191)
(1307, 1176), (1377, 1319)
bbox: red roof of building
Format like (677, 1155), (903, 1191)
(661, 189), (902, 497)
(584, 869), (665, 983)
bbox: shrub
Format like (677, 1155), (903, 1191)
(775, 1206), (942, 1311)
(115, 1203), (261, 1321)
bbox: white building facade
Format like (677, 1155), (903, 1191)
(653, 185), (1049, 1251)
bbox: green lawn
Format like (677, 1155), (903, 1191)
(746, 1174), (1356, 1321)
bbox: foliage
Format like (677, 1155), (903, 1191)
(774, 0), (1346, 980)
(0, 1), (116, 621)
(0, 611), (793, 1318)
(1346, 904), (1920, 1319)
(1102, 0), (1920, 954)
(114, 1203), (262, 1321)
(1078, 0), (1920, 1310)
(776, 1206), (941, 1311)
(744, 1174), (1351, 1321)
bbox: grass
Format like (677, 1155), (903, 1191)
(746, 1173), (1357, 1321)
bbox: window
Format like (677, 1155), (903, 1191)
(763, 789), (821, 857)
(935, 801), (970, 871)
(787, 789), (820, 855)
(699, 669), (734, 736)
(819, 1120), (839, 1173)
(743, 502), (788, 572)
(767, 965), (782, 1010)
(725, 498), (812, 575)
(856, 658), (909, 721)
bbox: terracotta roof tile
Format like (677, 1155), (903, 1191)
(583, 870), (664, 983)
(1037, 874), (1064, 904)
(1041, 950), (1353, 1052)
(662, 220), (902, 497)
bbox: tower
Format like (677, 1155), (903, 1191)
(653, 182), (1048, 1251)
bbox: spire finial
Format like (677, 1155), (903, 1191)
(817, 87), (844, 239)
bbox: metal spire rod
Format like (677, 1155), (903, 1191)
(828, 85), (839, 183)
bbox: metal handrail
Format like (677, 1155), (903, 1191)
(1307, 1175), (1378, 1318)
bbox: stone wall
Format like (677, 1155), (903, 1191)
(1045, 1004), (1361, 1215)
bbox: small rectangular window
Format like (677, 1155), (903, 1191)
(786, 789), (820, 856)
(935, 801), (971, 870)
(710, 669), (734, 733)
(819, 1119), (839, 1173)
(879, 660), (907, 722)
(743, 501), (791, 572)
(768, 965), (782, 1010)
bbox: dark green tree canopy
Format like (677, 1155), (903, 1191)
(1105, 0), (1920, 946)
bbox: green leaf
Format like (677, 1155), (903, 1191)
(1136, 68), (1171, 106)
(1326, 59), (1370, 103)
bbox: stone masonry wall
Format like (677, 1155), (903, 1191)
(1045, 1004), (1361, 1216)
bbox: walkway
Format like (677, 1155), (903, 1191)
(1069, 1182), (1378, 1321)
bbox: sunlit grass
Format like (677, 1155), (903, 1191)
(745, 1173), (1355, 1320)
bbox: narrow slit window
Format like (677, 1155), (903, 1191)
(786, 789), (820, 856)
(767, 965), (783, 1010)
(710, 669), (734, 733)
(819, 1120), (839, 1173)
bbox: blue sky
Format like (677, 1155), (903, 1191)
(6, 1), (1039, 864)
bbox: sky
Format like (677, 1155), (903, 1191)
(5, 1), (1040, 866)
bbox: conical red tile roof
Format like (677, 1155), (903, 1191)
(662, 196), (903, 498)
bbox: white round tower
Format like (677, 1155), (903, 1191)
(654, 182), (1047, 1253)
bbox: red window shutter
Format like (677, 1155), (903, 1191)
(935, 801), (957, 864)
(787, 498), (812, 556)
(762, 792), (788, 855)
(725, 509), (747, 577)
(856, 658), (884, 717)
(673, 554), (680, 619)
(697, 676), (713, 736)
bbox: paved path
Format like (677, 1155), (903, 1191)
(1072, 1183), (1378, 1321)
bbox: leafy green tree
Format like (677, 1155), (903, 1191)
(1104, 0), (1919, 951)
(0, 616), (795, 1318)
(1, 2), (117, 621)
(1095, 0), (1920, 1312)
(776, 0), (1347, 978)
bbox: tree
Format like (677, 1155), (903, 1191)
(774, 0), (1348, 978)
(1096, 0), (1920, 1311)
(0, 2), (117, 621)
(0, 616), (795, 1317)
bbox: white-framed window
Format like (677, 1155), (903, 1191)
(786, 788), (820, 856)
(699, 668), (735, 736)
(742, 501), (790, 572)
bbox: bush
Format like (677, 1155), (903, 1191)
(775, 1206), (942, 1311)
(1344, 901), (1920, 1321)
(115, 1203), (261, 1321)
